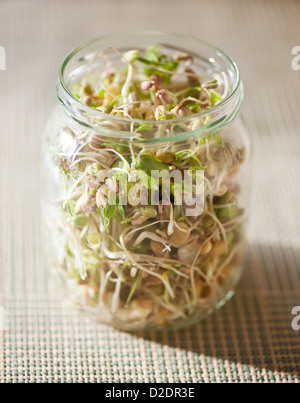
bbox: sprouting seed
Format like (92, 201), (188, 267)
(173, 52), (193, 61)
(155, 105), (167, 120)
(155, 89), (176, 105)
(82, 96), (93, 106)
(156, 149), (176, 164)
(141, 81), (154, 91)
(178, 106), (193, 118)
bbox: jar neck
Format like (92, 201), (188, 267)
(56, 33), (243, 144)
(57, 83), (243, 144)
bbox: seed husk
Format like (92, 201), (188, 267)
(207, 160), (217, 177)
(86, 175), (101, 189)
(217, 205), (238, 220)
(140, 206), (157, 218)
(178, 106), (193, 118)
(178, 243), (200, 264)
(210, 241), (227, 257)
(83, 84), (93, 95)
(200, 241), (213, 256)
(82, 96), (93, 106)
(81, 203), (97, 214)
(155, 105), (167, 120)
(218, 184), (228, 197)
(173, 52), (193, 62)
(195, 278), (204, 297)
(169, 222), (190, 247)
(223, 148), (234, 167)
(190, 118), (202, 131)
(155, 89), (176, 105)
(96, 188), (108, 208)
(156, 149), (176, 164)
(128, 91), (140, 103)
(150, 240), (171, 258)
(105, 85), (120, 104)
(87, 232), (102, 247)
(141, 81), (154, 91)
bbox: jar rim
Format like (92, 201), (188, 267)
(57, 31), (242, 142)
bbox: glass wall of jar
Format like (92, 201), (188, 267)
(42, 32), (251, 331)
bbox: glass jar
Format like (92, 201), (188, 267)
(42, 32), (251, 331)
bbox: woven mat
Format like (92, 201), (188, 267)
(1, 0), (300, 383)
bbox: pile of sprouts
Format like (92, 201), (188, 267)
(47, 45), (246, 330)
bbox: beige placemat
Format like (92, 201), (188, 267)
(0, 0), (300, 383)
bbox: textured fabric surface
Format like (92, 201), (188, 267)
(1, 0), (300, 383)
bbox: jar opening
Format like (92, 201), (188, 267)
(57, 32), (242, 142)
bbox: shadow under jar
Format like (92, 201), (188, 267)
(42, 32), (251, 332)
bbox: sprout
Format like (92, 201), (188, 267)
(155, 89), (177, 106)
(169, 222), (191, 247)
(155, 105), (167, 120)
(173, 51), (193, 62)
(178, 106), (193, 118)
(141, 81), (154, 91)
(86, 175), (101, 189)
(87, 232), (102, 248)
(96, 187), (108, 208)
(81, 202), (97, 214)
(128, 92), (140, 104)
(177, 243), (200, 265)
(140, 206), (157, 219)
(82, 96), (93, 106)
(71, 45), (222, 122)
(123, 49), (140, 63)
(156, 149), (176, 164)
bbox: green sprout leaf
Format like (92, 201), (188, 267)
(135, 169), (159, 190)
(66, 243), (74, 258)
(125, 271), (141, 306)
(123, 50), (140, 63)
(105, 98), (118, 114)
(134, 123), (153, 133)
(87, 232), (102, 247)
(97, 88), (105, 98)
(72, 214), (88, 228)
(210, 90), (221, 107)
(72, 83), (81, 99)
(136, 153), (169, 176)
(67, 199), (76, 217)
(145, 45), (161, 63)
(98, 193), (117, 231)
